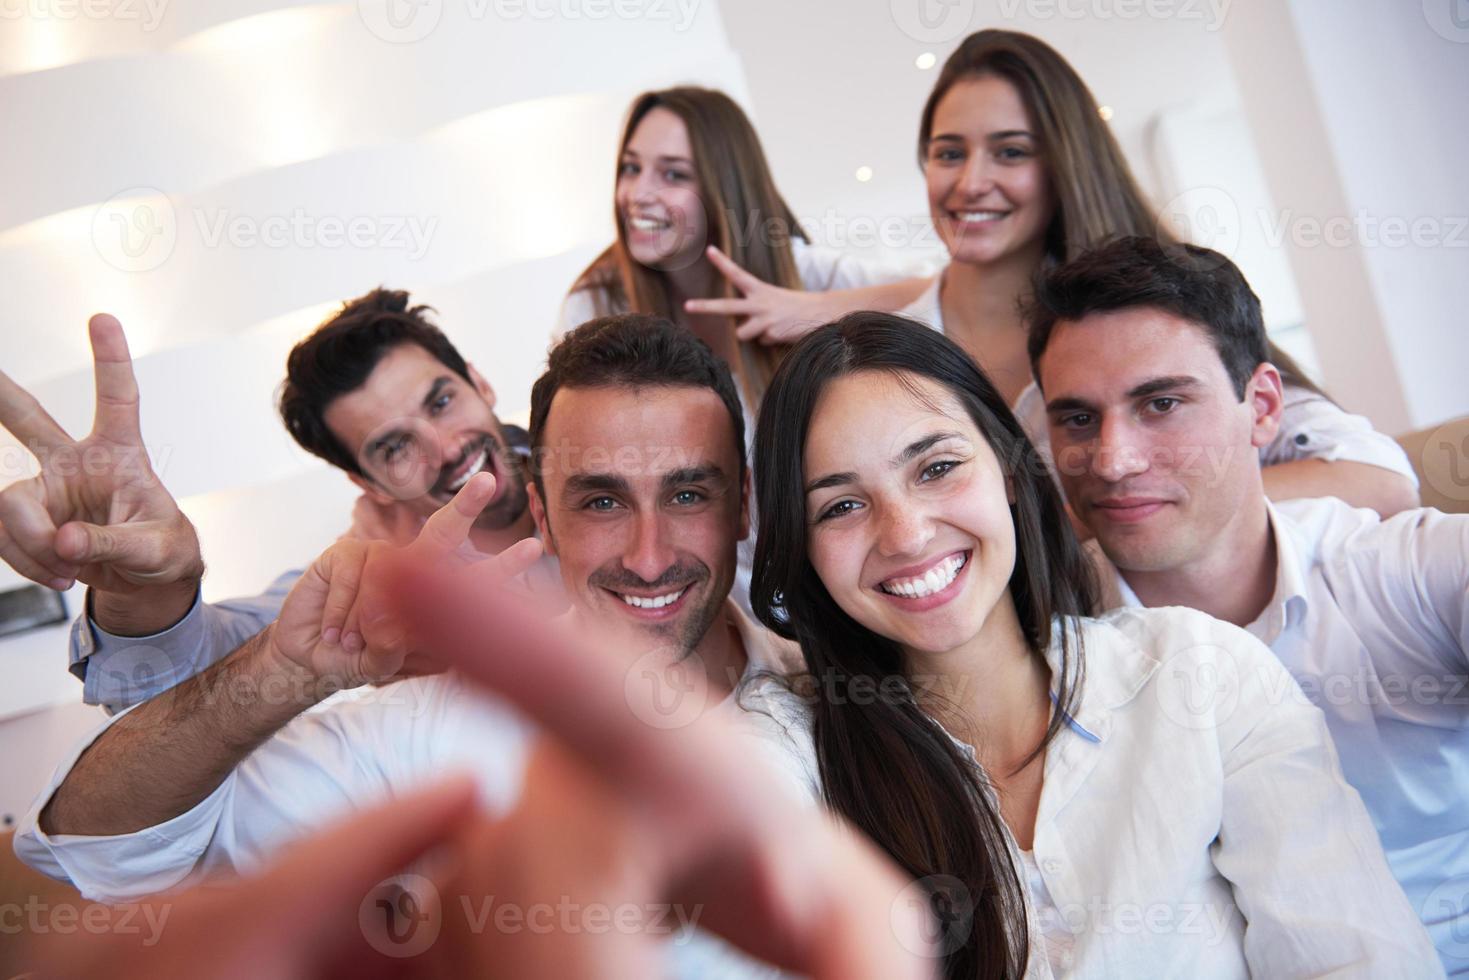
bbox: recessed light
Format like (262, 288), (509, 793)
(916, 52), (937, 70)
(855, 166), (874, 182)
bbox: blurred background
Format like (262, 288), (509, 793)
(1, 0), (1466, 819)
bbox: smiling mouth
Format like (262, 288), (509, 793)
(951, 209), (1009, 225)
(612, 585), (690, 610)
(628, 215), (672, 232)
(877, 551), (969, 598)
(434, 439), (496, 500)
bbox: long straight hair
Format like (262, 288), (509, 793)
(919, 29), (1320, 393)
(570, 86), (806, 406)
(751, 312), (1100, 979)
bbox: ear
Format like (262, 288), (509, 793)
(467, 363), (496, 409)
(528, 483), (555, 557)
(1246, 362), (1285, 450)
(738, 466), (752, 542)
(348, 472), (397, 507)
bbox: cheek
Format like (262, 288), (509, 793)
(807, 527), (868, 603)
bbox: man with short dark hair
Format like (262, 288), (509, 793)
(1028, 235), (1469, 970)
(18, 315), (797, 977)
(0, 289), (539, 713)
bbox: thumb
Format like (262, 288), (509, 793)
(54, 520), (141, 566)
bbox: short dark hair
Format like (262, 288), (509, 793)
(279, 288), (473, 477)
(528, 315), (746, 490)
(1025, 236), (1268, 400)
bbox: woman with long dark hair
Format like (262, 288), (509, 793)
(742, 312), (1436, 978)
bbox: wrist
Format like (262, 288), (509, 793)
(91, 577), (201, 637)
(249, 624), (338, 712)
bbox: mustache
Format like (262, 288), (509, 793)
(590, 561), (708, 594)
(431, 433), (499, 496)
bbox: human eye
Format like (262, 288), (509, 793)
(919, 459), (962, 483)
(1058, 412), (1096, 431)
(584, 496), (620, 512)
(382, 435), (410, 462)
(1147, 397), (1181, 415)
(815, 498), (862, 522)
(996, 144), (1034, 162)
(671, 488), (706, 506)
(617, 160), (639, 178)
(663, 167), (692, 183)
(429, 391), (454, 415)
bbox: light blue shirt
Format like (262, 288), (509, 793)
(1112, 496), (1469, 974)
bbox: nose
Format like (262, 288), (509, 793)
(874, 499), (935, 559)
(622, 510), (677, 584)
(1091, 415), (1151, 483)
(955, 154), (997, 198)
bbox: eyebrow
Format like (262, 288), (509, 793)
(563, 473), (630, 498)
(928, 129), (1034, 144)
(661, 465), (727, 490)
(620, 150), (693, 166)
(804, 431), (963, 494)
(1045, 375), (1204, 415)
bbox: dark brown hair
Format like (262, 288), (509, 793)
(752, 313), (1097, 979)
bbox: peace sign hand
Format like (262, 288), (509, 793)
(683, 246), (833, 346)
(0, 314), (202, 599)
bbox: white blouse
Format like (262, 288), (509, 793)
(897, 270), (1419, 485)
(737, 606), (1442, 978)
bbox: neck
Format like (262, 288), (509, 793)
(905, 591), (1050, 774)
(940, 241), (1046, 333)
(666, 255), (718, 308)
(466, 507), (536, 556)
(692, 603), (747, 700)
(1122, 495), (1277, 628)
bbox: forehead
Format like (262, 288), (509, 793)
(322, 343), (453, 441)
(626, 107), (690, 156)
(540, 384), (738, 481)
(932, 73), (1032, 135)
(805, 371), (977, 473)
(1038, 308), (1230, 398)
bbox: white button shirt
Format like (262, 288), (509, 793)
(1109, 496), (1469, 973)
(897, 269), (1419, 485)
(739, 605), (1442, 978)
(16, 602), (800, 979)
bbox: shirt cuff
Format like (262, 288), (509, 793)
(76, 587), (207, 712)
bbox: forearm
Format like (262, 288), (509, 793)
(1262, 459), (1420, 517)
(42, 626), (328, 836)
(816, 277), (929, 316)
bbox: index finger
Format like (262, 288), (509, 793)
(705, 245), (762, 293)
(0, 368), (71, 451)
(413, 471), (496, 556)
(88, 314), (143, 445)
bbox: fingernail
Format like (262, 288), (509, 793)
(343, 631), (363, 652)
(322, 627), (341, 646)
(50, 578), (73, 591)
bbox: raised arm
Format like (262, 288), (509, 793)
(684, 245), (927, 346)
(1262, 459), (1419, 518)
(38, 473), (533, 837)
(0, 315), (205, 633)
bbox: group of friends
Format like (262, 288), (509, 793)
(5, 28), (1467, 980)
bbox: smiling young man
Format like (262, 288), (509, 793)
(37, 288), (542, 713)
(1027, 235), (1469, 972)
(19, 316), (798, 978)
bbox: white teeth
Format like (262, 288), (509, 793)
(629, 216), (669, 231)
(446, 449), (488, 492)
(618, 586), (688, 610)
(879, 553), (967, 598)
(957, 211), (1006, 223)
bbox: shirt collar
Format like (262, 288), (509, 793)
(1039, 616), (1159, 745)
(1251, 500), (1311, 644)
